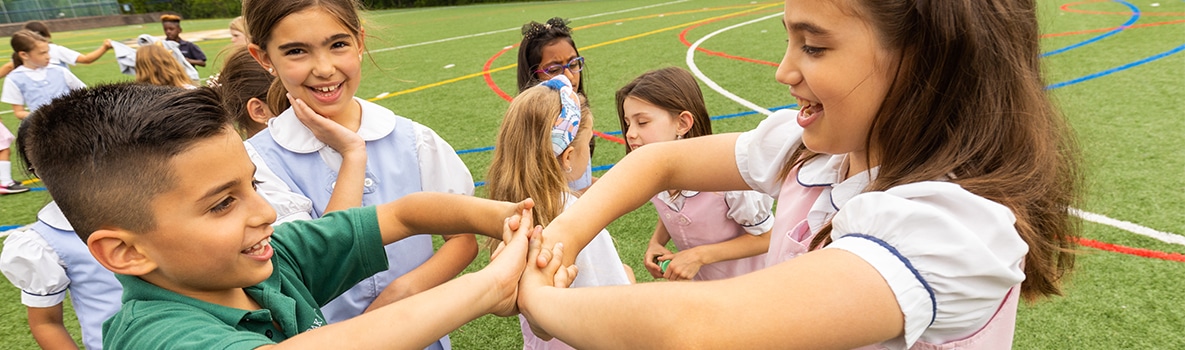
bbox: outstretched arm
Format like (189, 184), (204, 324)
(376, 192), (532, 244)
(543, 133), (752, 266)
(74, 40), (113, 64)
(260, 207), (537, 349)
(519, 246), (904, 349)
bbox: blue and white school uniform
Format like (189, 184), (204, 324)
(48, 43), (82, 68)
(736, 110), (1027, 349)
(245, 97), (472, 350)
(1, 65), (85, 112)
(0, 202), (123, 350)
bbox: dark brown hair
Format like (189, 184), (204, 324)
(783, 0), (1082, 301)
(22, 21), (51, 39)
(243, 0), (363, 113)
(17, 84), (230, 241)
(516, 17), (584, 95)
(615, 67), (712, 154)
(216, 47), (273, 138)
(10, 30), (47, 67)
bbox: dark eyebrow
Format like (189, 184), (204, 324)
(276, 33), (354, 51)
(789, 21), (830, 37)
(200, 179), (240, 203)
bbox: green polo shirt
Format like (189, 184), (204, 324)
(102, 206), (388, 349)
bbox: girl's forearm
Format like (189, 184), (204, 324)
(697, 232), (771, 265)
(322, 150), (366, 214)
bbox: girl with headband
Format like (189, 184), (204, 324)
(486, 75), (629, 350)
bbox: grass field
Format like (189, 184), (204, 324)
(1, 0), (1183, 348)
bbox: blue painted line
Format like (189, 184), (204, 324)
(0, 225), (21, 231)
(1048, 43), (1185, 89)
(457, 146), (494, 155)
(1042, 0), (1139, 57)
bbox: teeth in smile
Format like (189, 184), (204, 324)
(243, 237), (272, 255)
(315, 85), (338, 93)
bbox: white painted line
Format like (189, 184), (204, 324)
(1071, 208), (1185, 246)
(370, 0), (689, 53)
(686, 12), (783, 116)
(689, 10), (1185, 248)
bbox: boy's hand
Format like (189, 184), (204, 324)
(484, 209), (535, 317)
(504, 198), (535, 224)
(287, 93), (366, 155)
(518, 234), (578, 340)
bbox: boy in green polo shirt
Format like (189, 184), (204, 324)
(17, 84), (546, 349)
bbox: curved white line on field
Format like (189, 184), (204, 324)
(685, 12), (782, 116)
(687, 10), (1185, 247)
(372, 0), (690, 53)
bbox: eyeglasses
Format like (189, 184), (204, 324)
(534, 57), (585, 77)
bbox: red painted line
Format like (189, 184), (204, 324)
(1041, 19), (1185, 38)
(677, 12), (779, 67)
(1061, 0), (1185, 16)
(1076, 237), (1185, 262)
(483, 44), (518, 102)
(593, 130), (625, 145)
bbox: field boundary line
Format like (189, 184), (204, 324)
(370, 0), (689, 53)
(686, 12), (783, 116)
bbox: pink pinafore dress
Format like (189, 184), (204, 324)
(650, 191), (766, 280)
(770, 167), (1021, 349)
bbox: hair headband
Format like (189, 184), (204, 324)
(541, 75), (581, 156)
(521, 17), (571, 42)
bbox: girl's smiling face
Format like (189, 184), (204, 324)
(777, 0), (898, 174)
(253, 9), (364, 125)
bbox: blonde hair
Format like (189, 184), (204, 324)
(229, 16), (249, 41)
(487, 85), (592, 230)
(135, 44), (192, 88)
(160, 14), (182, 23)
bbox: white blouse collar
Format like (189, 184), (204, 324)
(37, 201), (74, 231)
(267, 97), (398, 153)
(796, 154), (878, 211)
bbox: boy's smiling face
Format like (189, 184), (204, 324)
(132, 128), (278, 301)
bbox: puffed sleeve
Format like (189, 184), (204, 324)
(722, 190), (775, 235)
(413, 123), (475, 196)
(0, 228), (70, 308)
(734, 109), (803, 197)
(824, 182), (1027, 348)
(244, 141), (315, 224)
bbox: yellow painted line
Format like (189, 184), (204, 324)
(368, 2), (781, 102)
(20, 178), (41, 185)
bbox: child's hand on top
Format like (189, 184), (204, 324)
(103, 39), (113, 49)
(518, 234), (578, 341)
(287, 93), (366, 156)
(482, 208), (538, 317)
(643, 241), (674, 279)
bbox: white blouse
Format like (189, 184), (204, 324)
(0, 203), (73, 308)
(245, 98), (475, 223)
(735, 109), (1027, 348)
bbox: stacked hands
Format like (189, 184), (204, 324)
(288, 93), (572, 339)
(486, 198), (577, 341)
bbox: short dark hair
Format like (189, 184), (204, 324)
(22, 21), (51, 39)
(18, 83), (230, 241)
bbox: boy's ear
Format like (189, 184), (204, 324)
(17, 51), (30, 62)
(676, 111), (695, 137)
(246, 44), (271, 75)
(246, 97), (273, 125)
(88, 229), (157, 276)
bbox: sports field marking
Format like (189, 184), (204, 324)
(686, 12), (784, 116)
(681, 6), (1185, 252)
(369, 0), (689, 53)
(371, 3), (779, 101)
(1062, 0), (1185, 16)
(1043, 0), (1140, 57)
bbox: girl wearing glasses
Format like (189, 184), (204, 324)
(517, 18), (595, 193)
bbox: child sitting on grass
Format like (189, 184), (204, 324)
(17, 83), (539, 349)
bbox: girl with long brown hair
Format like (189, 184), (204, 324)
(518, 0), (1082, 348)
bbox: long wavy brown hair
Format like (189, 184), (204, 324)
(781, 0), (1082, 301)
(135, 44), (192, 88)
(487, 85), (593, 230)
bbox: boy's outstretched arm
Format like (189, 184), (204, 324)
(260, 208), (537, 349)
(376, 192), (533, 244)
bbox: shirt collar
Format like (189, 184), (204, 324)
(37, 201), (74, 231)
(266, 97), (397, 153)
(797, 154), (878, 233)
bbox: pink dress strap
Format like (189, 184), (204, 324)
(765, 167), (826, 266)
(650, 192), (767, 280)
